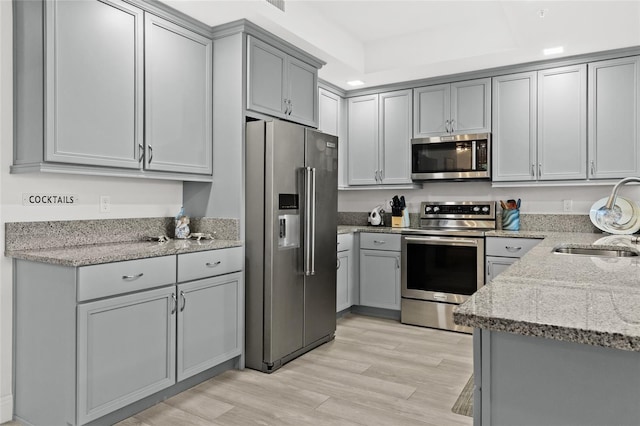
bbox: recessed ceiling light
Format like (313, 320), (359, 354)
(543, 46), (564, 56)
(347, 80), (364, 87)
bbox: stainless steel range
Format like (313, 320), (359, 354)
(401, 201), (496, 333)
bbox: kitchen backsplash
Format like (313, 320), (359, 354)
(338, 211), (600, 233)
(5, 217), (240, 252)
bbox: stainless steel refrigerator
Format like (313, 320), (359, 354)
(245, 119), (338, 373)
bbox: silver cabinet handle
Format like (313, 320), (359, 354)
(337, 258), (341, 270)
(304, 166), (316, 276)
(283, 99), (289, 114)
(138, 144), (144, 163)
(450, 119), (455, 133)
(205, 261), (222, 267)
(122, 273), (144, 280)
(538, 163), (542, 177)
(531, 164), (535, 177)
(445, 119), (450, 133)
(373, 240), (386, 245)
(148, 145), (153, 164)
(374, 170), (378, 182)
(505, 246), (522, 253)
(288, 99), (293, 115)
(380, 169), (384, 182)
(180, 290), (186, 312)
(590, 160), (595, 176)
(487, 261), (491, 277)
(171, 293), (177, 315)
(395, 257), (400, 269)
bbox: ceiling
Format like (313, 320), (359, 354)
(164, 0), (640, 90)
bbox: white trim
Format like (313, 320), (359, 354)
(0, 394), (13, 423)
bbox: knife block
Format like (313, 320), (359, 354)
(392, 208), (410, 228)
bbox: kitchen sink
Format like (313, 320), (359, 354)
(552, 246), (639, 257)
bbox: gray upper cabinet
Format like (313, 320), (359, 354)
(41, 0), (144, 169)
(492, 72), (538, 182)
(588, 56), (640, 179)
(318, 88), (340, 136)
(144, 14), (213, 175)
(537, 65), (587, 180)
(347, 90), (412, 186)
(348, 94), (379, 185)
(493, 65), (587, 182)
(247, 36), (318, 127)
(413, 78), (490, 137)
(13, 0), (213, 181)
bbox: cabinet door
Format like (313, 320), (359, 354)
(319, 88), (340, 136)
(45, 0), (143, 169)
(588, 56), (640, 179)
(247, 36), (287, 117)
(380, 90), (413, 184)
(537, 65), (587, 180)
(287, 57), (318, 127)
(486, 256), (518, 283)
(348, 95), (379, 185)
(337, 250), (353, 312)
(360, 249), (401, 310)
(144, 14), (213, 175)
(177, 272), (242, 381)
(77, 286), (176, 424)
(413, 84), (450, 137)
(492, 72), (538, 181)
(451, 78), (491, 134)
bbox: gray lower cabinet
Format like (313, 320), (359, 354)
(77, 287), (176, 424)
(485, 236), (541, 283)
(588, 56), (640, 179)
(144, 13), (213, 175)
(336, 233), (355, 312)
(413, 78), (491, 137)
(14, 248), (243, 425)
(359, 233), (401, 310)
(177, 272), (243, 381)
(247, 35), (318, 127)
(13, 0), (214, 181)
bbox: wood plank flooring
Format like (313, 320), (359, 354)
(117, 313), (473, 426)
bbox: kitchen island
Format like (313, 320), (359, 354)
(454, 231), (640, 426)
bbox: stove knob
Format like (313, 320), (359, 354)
(473, 206), (480, 212)
(433, 206), (440, 213)
(425, 206), (432, 212)
(482, 206), (489, 212)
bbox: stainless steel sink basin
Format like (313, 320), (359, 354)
(553, 246), (639, 257)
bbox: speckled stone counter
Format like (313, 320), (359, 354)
(455, 232), (640, 351)
(338, 225), (408, 235)
(5, 217), (242, 267)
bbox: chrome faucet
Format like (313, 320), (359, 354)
(596, 176), (640, 231)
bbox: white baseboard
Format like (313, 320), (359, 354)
(0, 394), (13, 423)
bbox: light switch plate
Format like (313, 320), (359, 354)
(100, 195), (111, 213)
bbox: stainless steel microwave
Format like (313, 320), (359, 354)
(411, 133), (491, 181)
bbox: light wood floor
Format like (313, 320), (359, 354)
(116, 313), (473, 426)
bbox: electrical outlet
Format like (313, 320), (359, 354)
(100, 195), (111, 213)
(563, 199), (572, 212)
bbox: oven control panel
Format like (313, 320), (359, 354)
(420, 201), (496, 220)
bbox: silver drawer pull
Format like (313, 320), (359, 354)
(122, 273), (144, 280)
(373, 240), (386, 244)
(505, 246), (522, 252)
(206, 261), (222, 267)
(180, 291), (186, 312)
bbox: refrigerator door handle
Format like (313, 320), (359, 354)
(304, 166), (316, 276)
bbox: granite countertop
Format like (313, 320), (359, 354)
(338, 225), (418, 235)
(6, 238), (243, 267)
(454, 232), (640, 352)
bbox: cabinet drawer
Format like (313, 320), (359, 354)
(486, 237), (541, 258)
(337, 233), (354, 252)
(178, 246), (243, 282)
(77, 256), (176, 302)
(360, 232), (401, 251)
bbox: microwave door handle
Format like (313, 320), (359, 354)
(472, 141), (477, 171)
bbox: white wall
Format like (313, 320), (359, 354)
(338, 181), (640, 215)
(0, 3), (183, 421)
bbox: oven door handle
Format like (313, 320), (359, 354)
(403, 236), (478, 246)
